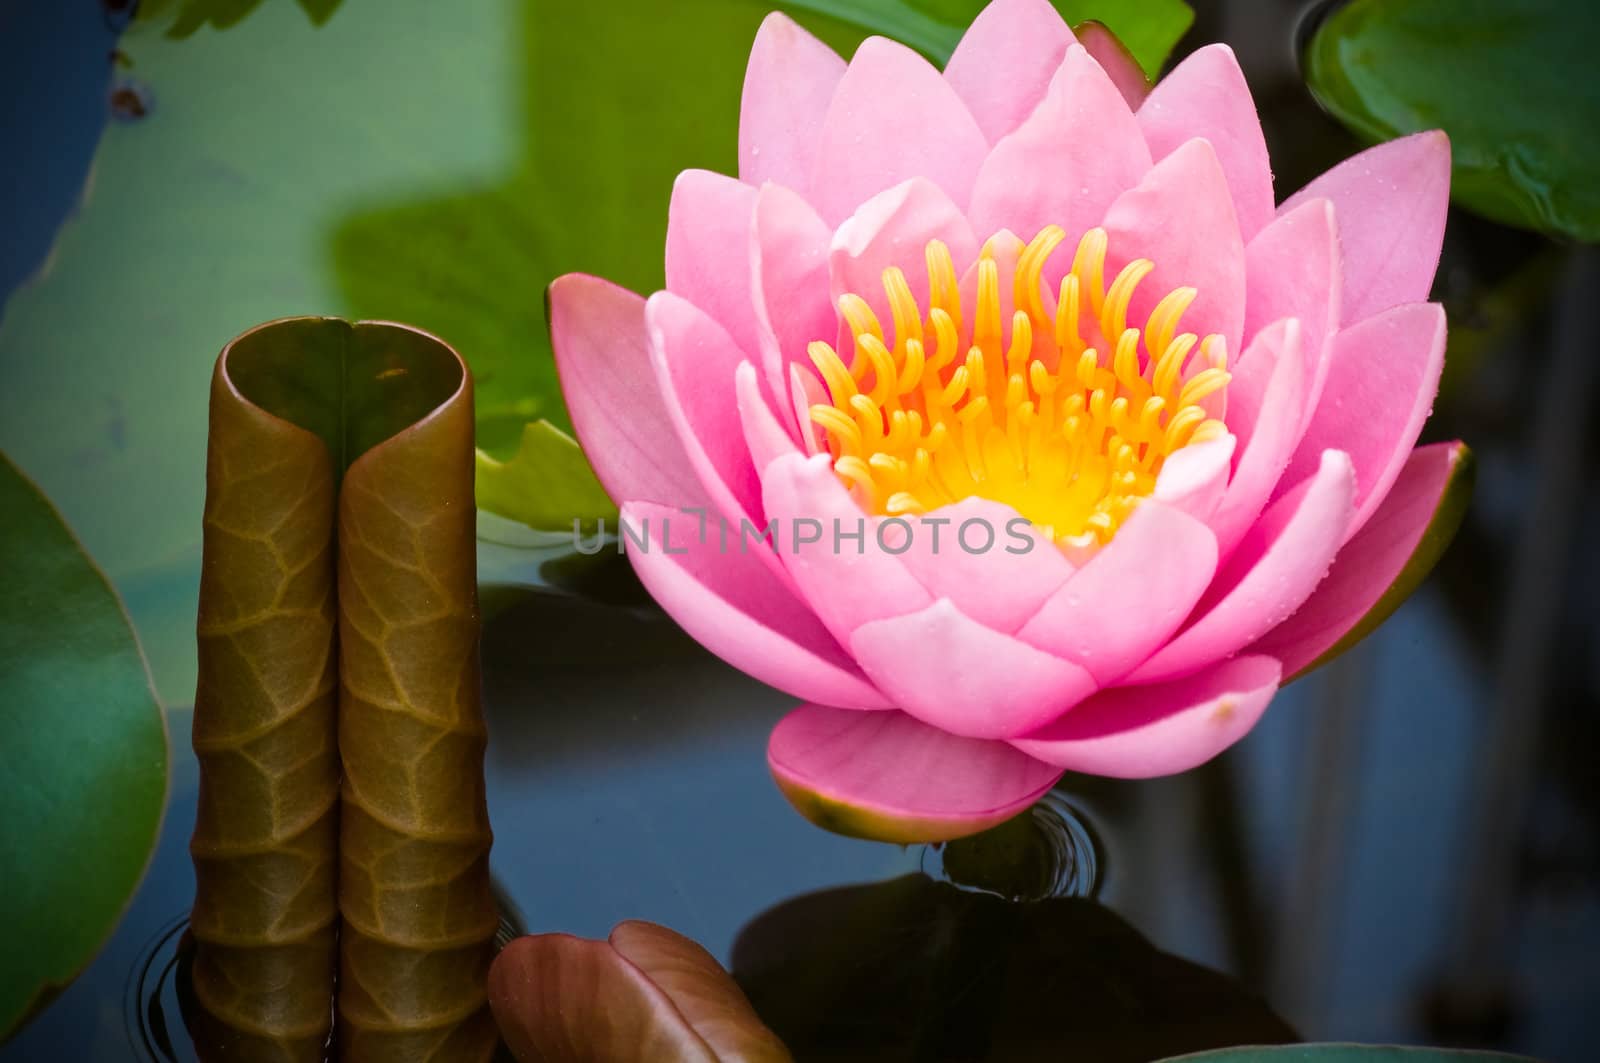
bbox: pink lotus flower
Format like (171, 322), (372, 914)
(549, 0), (1470, 842)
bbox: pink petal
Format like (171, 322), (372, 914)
(751, 181), (834, 419)
(739, 12), (846, 198)
(768, 704), (1063, 843)
(489, 934), (718, 1063)
(622, 500), (891, 711)
(664, 170), (760, 357)
(550, 274), (707, 509)
(1129, 449), (1357, 684)
(760, 452), (934, 640)
(1102, 137), (1246, 358)
(1282, 130), (1451, 325)
(1012, 655), (1281, 778)
(646, 291), (765, 532)
(810, 36), (988, 225)
(1016, 500), (1218, 684)
(1208, 319), (1313, 555)
(891, 497), (1076, 634)
(831, 178), (980, 339)
(967, 44), (1151, 256)
(849, 598), (1099, 739)
(1241, 197), (1341, 402)
(736, 361), (801, 476)
(1155, 434), (1236, 523)
(1278, 301), (1447, 539)
(1075, 21), (1151, 108)
(1138, 44), (1273, 242)
(789, 363), (829, 457)
(944, 0), (1075, 143)
(1249, 441), (1472, 679)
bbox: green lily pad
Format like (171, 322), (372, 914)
(1157, 1045), (1535, 1062)
(0, 453), (168, 1039)
(476, 420), (618, 536)
(1304, 0), (1600, 241)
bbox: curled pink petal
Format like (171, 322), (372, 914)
(1279, 301), (1447, 539)
(1240, 197), (1341, 398)
(751, 181), (834, 420)
(944, 0), (1075, 143)
(1253, 441), (1473, 679)
(1138, 44), (1273, 241)
(736, 361), (801, 476)
(1130, 449), (1357, 684)
(1154, 434), (1236, 523)
(551, 274), (708, 509)
(1016, 500), (1218, 685)
(849, 598), (1099, 739)
(1282, 130), (1451, 324)
(665, 170), (760, 357)
(1102, 137), (1246, 357)
(768, 704), (1063, 843)
(622, 500), (890, 711)
(1013, 656), (1282, 778)
(1075, 20), (1151, 108)
(967, 45), (1151, 256)
(739, 12), (846, 197)
(810, 36), (987, 224)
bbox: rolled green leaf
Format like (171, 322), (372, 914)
(189, 317), (495, 1062)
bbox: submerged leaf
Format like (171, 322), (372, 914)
(0, 453), (168, 1038)
(1304, 0), (1600, 240)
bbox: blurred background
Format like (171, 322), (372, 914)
(1, 0), (1595, 1060)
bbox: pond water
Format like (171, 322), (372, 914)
(2, 1), (1596, 1061)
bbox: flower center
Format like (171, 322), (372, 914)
(806, 226), (1230, 553)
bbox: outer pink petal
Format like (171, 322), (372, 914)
(830, 178), (980, 339)
(967, 45), (1151, 256)
(760, 452), (934, 640)
(550, 274), (707, 509)
(1154, 434), (1236, 523)
(1282, 130), (1451, 325)
(768, 704), (1063, 843)
(1075, 21), (1151, 108)
(1129, 449), (1357, 684)
(1241, 197), (1341, 400)
(664, 170), (760, 358)
(1016, 500), (1218, 684)
(646, 291), (765, 531)
(739, 12), (846, 197)
(1208, 319), (1313, 555)
(810, 37), (988, 224)
(751, 181), (834, 419)
(891, 497), (1076, 634)
(1278, 301), (1447, 539)
(736, 361), (801, 476)
(1102, 137), (1246, 357)
(622, 500), (891, 710)
(1012, 655), (1281, 778)
(849, 598), (1099, 739)
(1138, 44), (1273, 242)
(943, 0), (1075, 143)
(1249, 441), (1471, 678)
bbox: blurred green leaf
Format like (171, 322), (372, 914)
(788, 0), (1191, 73)
(1304, 0), (1600, 241)
(477, 420), (618, 533)
(0, 453), (168, 1039)
(1158, 1045), (1536, 1062)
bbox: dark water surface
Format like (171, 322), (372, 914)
(2, 1), (1597, 1060)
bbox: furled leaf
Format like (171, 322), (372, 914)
(1304, 0), (1600, 241)
(189, 318), (496, 1062)
(476, 421), (618, 533)
(785, 0), (1192, 73)
(1157, 1046), (1537, 1062)
(489, 921), (791, 1063)
(0, 453), (168, 1039)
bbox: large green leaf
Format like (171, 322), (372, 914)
(1304, 0), (1600, 241)
(1158, 1046), (1536, 1062)
(0, 453), (168, 1039)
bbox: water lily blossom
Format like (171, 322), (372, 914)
(549, 0), (1470, 842)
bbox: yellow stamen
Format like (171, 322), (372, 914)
(807, 226), (1231, 549)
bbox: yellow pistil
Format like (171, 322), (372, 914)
(807, 226), (1230, 551)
